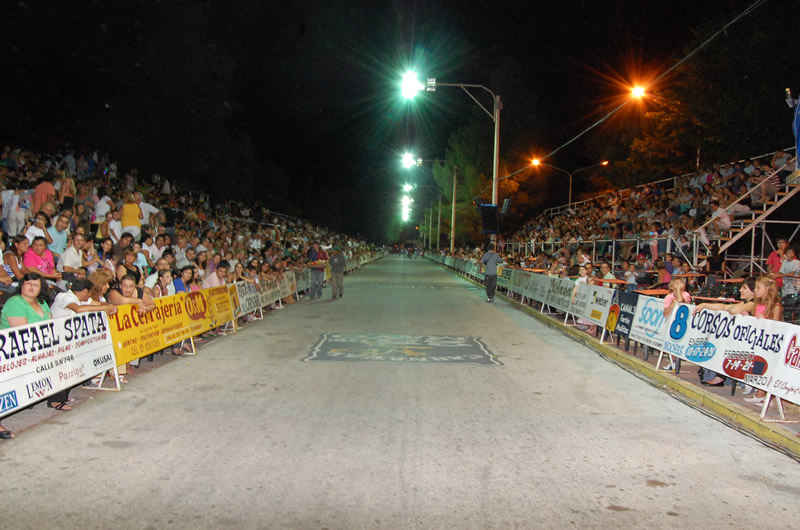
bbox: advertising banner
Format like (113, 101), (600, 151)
(629, 295), (667, 350)
(278, 273), (293, 299)
(570, 283), (614, 326)
(525, 273), (551, 304)
(663, 304), (800, 405)
(0, 312), (116, 419)
(236, 281), (262, 316)
(260, 281), (281, 308)
(510, 270), (531, 297)
(610, 291), (639, 337)
(111, 287), (233, 365)
(206, 286), (235, 326)
(545, 277), (574, 313)
(228, 284), (240, 318)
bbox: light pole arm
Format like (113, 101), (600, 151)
(436, 83), (497, 122)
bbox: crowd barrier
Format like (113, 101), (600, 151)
(0, 252), (385, 419)
(428, 254), (800, 414)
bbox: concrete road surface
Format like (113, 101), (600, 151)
(3, 255), (800, 529)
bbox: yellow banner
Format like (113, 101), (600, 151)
(110, 287), (235, 365)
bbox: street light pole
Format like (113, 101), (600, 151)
(402, 74), (500, 244)
(450, 166), (457, 253)
(492, 94), (501, 207)
(437, 196), (441, 252)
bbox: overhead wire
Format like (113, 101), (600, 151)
(539, 0), (770, 162)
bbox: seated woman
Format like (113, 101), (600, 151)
(151, 269), (173, 298)
(4, 235), (33, 283)
(120, 250), (143, 287)
(0, 272), (72, 416)
(173, 266), (194, 293)
(22, 236), (62, 288)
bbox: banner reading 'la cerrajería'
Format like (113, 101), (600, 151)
(110, 287), (235, 366)
(0, 311), (116, 418)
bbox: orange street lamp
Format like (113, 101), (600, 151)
(631, 86), (646, 99)
(531, 160), (611, 208)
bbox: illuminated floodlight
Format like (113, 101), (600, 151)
(401, 151), (416, 169)
(401, 195), (413, 222)
(401, 71), (424, 100)
(402, 183), (413, 192)
(601, 160), (609, 166)
(531, 158), (541, 166)
(631, 86), (645, 99)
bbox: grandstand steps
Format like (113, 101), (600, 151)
(719, 182), (800, 254)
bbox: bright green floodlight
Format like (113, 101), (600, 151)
(401, 152), (416, 169)
(401, 71), (424, 100)
(402, 183), (413, 192)
(401, 195), (413, 221)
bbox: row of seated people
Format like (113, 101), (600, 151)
(0, 144), (377, 440)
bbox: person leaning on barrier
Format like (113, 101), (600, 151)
(51, 278), (117, 318)
(480, 243), (503, 303)
(329, 246), (345, 300)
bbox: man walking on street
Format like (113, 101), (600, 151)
(481, 243), (503, 303)
(307, 242), (328, 300)
(329, 247), (346, 300)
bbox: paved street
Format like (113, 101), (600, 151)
(3, 255), (800, 529)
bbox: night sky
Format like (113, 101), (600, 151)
(2, 1), (776, 239)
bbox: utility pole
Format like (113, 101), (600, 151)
(437, 196), (441, 251)
(450, 167), (457, 253)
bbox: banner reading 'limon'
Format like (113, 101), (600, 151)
(110, 287), (235, 366)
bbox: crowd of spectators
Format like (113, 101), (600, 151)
(0, 144), (378, 440)
(508, 150), (796, 263)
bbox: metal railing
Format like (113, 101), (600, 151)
(541, 147), (796, 218)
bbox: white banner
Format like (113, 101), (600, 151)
(545, 277), (574, 313)
(510, 270), (531, 296)
(260, 281), (281, 307)
(235, 281), (262, 316)
(570, 283), (614, 326)
(0, 312), (116, 419)
(525, 273), (551, 304)
(629, 295), (667, 350)
(663, 304), (800, 405)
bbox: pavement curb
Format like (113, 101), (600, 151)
(436, 263), (800, 459)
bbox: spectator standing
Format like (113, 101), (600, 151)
(779, 247), (800, 298)
(767, 238), (787, 289)
(306, 243), (328, 300)
(120, 193), (143, 240)
(32, 177), (56, 214)
(480, 243), (503, 303)
(329, 247), (346, 300)
(57, 172), (76, 210)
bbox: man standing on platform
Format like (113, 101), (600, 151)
(481, 243), (503, 303)
(307, 242), (328, 300)
(329, 247), (346, 300)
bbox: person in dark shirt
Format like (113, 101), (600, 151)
(328, 247), (346, 300)
(306, 242), (328, 300)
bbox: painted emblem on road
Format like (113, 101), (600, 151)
(304, 333), (501, 365)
